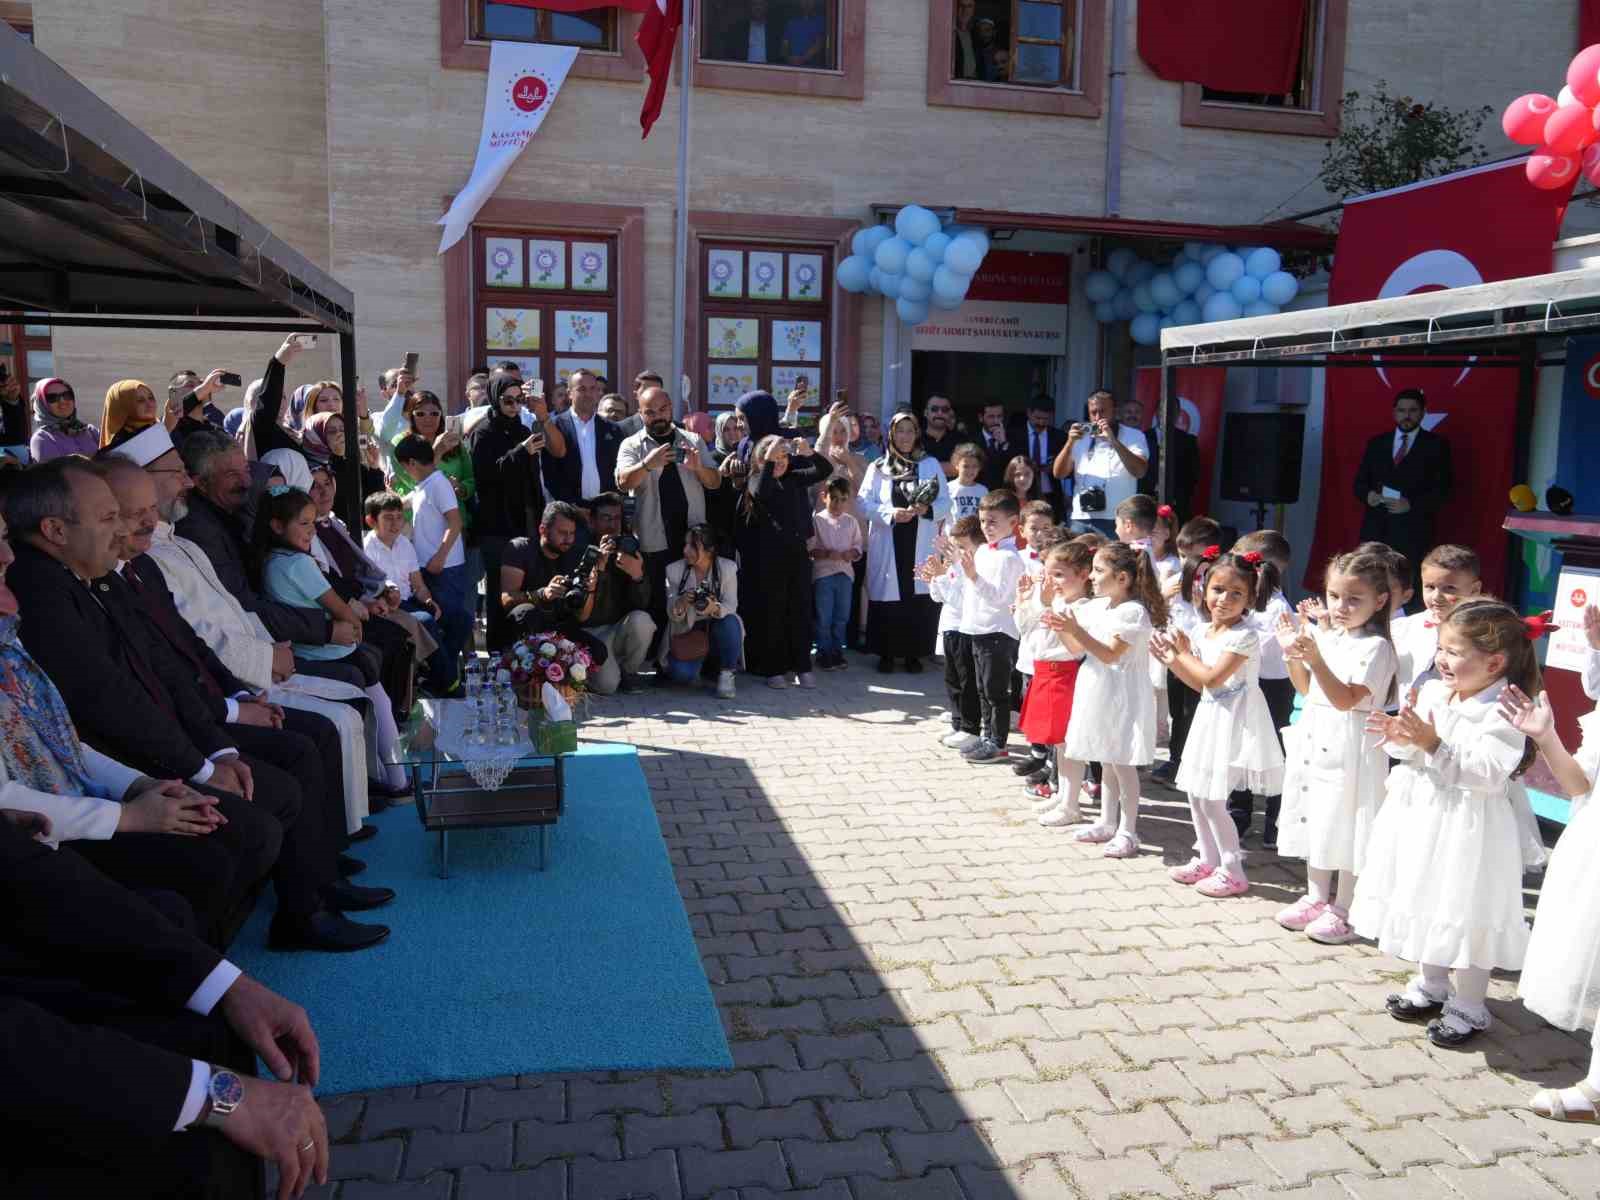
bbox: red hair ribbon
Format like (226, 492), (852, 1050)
(1156, 504), (1174, 519)
(1523, 610), (1555, 641)
(1200, 544), (1221, 562)
(1241, 550), (1263, 566)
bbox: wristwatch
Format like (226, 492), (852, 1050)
(198, 1066), (245, 1129)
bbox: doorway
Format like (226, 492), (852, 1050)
(910, 350), (1054, 434)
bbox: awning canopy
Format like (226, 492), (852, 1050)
(952, 208), (1335, 253)
(1158, 266), (1600, 366)
(0, 27), (352, 334)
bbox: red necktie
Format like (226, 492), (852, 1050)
(1393, 432), (1410, 465)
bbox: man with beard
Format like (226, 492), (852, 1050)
(1353, 388), (1452, 587)
(975, 402), (1015, 490)
(921, 395), (963, 478)
(1052, 389), (1149, 536)
(616, 386), (720, 658)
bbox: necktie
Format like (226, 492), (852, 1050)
(1394, 432), (1410, 465)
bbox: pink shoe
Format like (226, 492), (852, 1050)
(1306, 906), (1358, 944)
(1169, 859), (1215, 885)
(1276, 896), (1326, 931)
(1196, 872), (1250, 898)
(1103, 832), (1141, 859)
(1074, 824), (1115, 844)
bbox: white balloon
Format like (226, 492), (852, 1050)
(904, 246), (938, 282)
(1560, 84), (1582, 107)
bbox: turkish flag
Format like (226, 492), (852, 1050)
(1134, 365), (1225, 522)
(1138, 0), (1306, 95)
(495, 1), (653, 11)
(1304, 160), (1570, 592)
(637, 0), (683, 138)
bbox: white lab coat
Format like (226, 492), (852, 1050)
(859, 456), (952, 603)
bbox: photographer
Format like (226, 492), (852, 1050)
(1051, 388), (1148, 537)
(498, 501), (610, 670)
(662, 524), (742, 701)
(581, 493), (656, 695)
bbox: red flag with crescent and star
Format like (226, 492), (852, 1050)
(1303, 159), (1571, 592)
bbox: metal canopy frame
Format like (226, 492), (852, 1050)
(0, 27), (362, 526)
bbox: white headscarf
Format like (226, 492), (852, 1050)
(259, 447), (312, 493)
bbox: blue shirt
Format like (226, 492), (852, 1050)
(263, 550), (353, 662)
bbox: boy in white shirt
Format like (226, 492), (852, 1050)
(957, 491), (1026, 764)
(922, 515), (984, 752)
(945, 444), (987, 528)
(363, 490), (456, 692)
(1232, 529), (1296, 848)
(1390, 544), (1481, 702)
(394, 434), (472, 691)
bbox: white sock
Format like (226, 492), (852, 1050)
(1200, 797), (1245, 879)
(1333, 870), (1357, 913)
(1440, 966), (1492, 1033)
(1056, 754), (1085, 818)
(1307, 867), (1333, 905)
(1095, 766), (1121, 832)
(364, 683), (407, 789)
(1107, 764), (1140, 840)
(1189, 795), (1220, 867)
(1408, 965), (1451, 1005)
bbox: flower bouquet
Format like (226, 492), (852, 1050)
(497, 631), (592, 713)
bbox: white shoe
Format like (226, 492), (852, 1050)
(939, 729), (967, 746)
(797, 672), (817, 689)
(945, 732), (980, 752)
(766, 674), (789, 690)
(716, 670), (736, 699)
(1038, 803), (1082, 827)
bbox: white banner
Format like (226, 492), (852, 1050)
(438, 42), (579, 254)
(1546, 566), (1600, 674)
(909, 300), (1068, 356)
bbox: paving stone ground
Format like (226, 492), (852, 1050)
(303, 654), (1600, 1199)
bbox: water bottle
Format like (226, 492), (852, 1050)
(494, 669), (517, 747)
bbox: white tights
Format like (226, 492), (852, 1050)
(1096, 763), (1141, 840)
(1055, 751), (1085, 822)
(1189, 794), (1246, 880)
(365, 682), (407, 790)
(1306, 866), (1357, 912)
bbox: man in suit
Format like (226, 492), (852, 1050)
(4, 459), (386, 953)
(0, 819), (327, 1200)
(1122, 395), (1201, 520)
(543, 367), (625, 507)
(715, 0), (778, 62)
(1022, 396), (1068, 519)
(975, 402), (1016, 490)
(1352, 388), (1453, 582)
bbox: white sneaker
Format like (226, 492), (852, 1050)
(715, 670), (736, 699)
(945, 732), (980, 752)
(766, 674), (789, 690)
(797, 672), (817, 689)
(939, 729), (968, 747)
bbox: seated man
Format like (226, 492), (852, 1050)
(3, 459), (387, 953)
(498, 500), (607, 668)
(0, 818), (327, 1200)
(582, 492), (656, 695)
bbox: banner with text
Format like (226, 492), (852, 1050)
(438, 42), (579, 254)
(910, 251), (1070, 356)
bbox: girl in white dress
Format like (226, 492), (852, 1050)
(1057, 541), (1166, 860)
(1151, 551), (1286, 898)
(1275, 548), (1397, 945)
(1498, 684), (1600, 1132)
(1352, 600), (1534, 1047)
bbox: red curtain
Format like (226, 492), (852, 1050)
(495, 0), (651, 10)
(1133, 367), (1226, 523)
(1138, 0), (1307, 94)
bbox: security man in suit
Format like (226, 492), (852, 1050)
(1352, 387), (1453, 584)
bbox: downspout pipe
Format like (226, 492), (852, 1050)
(1103, 0), (1128, 218)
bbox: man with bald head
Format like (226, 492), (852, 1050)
(616, 386), (721, 659)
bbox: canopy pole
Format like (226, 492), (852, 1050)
(338, 327), (363, 534)
(669, 2), (693, 416)
(1159, 361), (1176, 511)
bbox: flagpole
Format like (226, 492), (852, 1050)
(670, 0), (693, 416)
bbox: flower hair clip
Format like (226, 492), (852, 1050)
(1240, 551), (1264, 566)
(1200, 544), (1221, 562)
(1523, 610), (1555, 641)
(1156, 504), (1174, 519)
(266, 483), (291, 497)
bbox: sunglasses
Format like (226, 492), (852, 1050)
(44, 389), (74, 401)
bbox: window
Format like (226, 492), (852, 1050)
(471, 2), (616, 50)
(692, 0), (864, 100)
(927, 0), (1104, 118)
(700, 242), (833, 414)
(2, 317), (53, 449)
(1179, 0), (1348, 137)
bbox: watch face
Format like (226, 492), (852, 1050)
(210, 1070), (245, 1106)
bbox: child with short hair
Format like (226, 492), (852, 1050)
(1020, 541), (1094, 819)
(1152, 516), (1223, 784)
(1152, 550), (1285, 897)
(1392, 544), (1482, 700)
(953, 491), (1026, 763)
(1114, 493), (1158, 560)
(1230, 528), (1295, 847)
(922, 516), (985, 751)
(1275, 548), (1397, 944)
(809, 476), (863, 671)
(363, 489), (458, 691)
(946, 444), (987, 525)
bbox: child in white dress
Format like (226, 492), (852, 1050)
(1352, 600), (1534, 1047)
(1057, 541), (1166, 859)
(1275, 548), (1397, 944)
(1152, 551), (1286, 898)
(1499, 684), (1600, 1132)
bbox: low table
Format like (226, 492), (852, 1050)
(388, 699), (566, 877)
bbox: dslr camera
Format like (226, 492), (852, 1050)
(553, 545), (604, 614)
(689, 581), (717, 613)
(1077, 485), (1107, 513)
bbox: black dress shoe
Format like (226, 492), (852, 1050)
(268, 911), (390, 953)
(348, 824), (378, 843)
(1386, 993), (1443, 1022)
(365, 791), (391, 814)
(338, 854), (367, 877)
(1425, 1017), (1483, 1048)
(322, 880), (396, 912)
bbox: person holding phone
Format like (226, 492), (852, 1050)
(240, 335), (317, 462)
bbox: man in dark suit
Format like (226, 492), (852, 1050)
(1021, 397), (1068, 519)
(975, 402), (1016, 490)
(1123, 396), (1201, 520)
(4, 459), (385, 953)
(542, 367), (625, 506)
(1352, 388), (1453, 581)
(714, 0), (779, 62)
(0, 819), (327, 1200)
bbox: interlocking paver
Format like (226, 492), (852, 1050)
(1252, 1129), (1371, 1185)
(571, 1149), (683, 1200)
(623, 1109), (723, 1156)
(403, 1125), (514, 1177)
(456, 1162), (567, 1199)
(784, 1133), (897, 1187)
(680, 1139), (789, 1197)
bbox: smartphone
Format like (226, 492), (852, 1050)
(293, 333), (318, 350)
(403, 351), (419, 376)
(445, 413), (464, 438)
(529, 378), (545, 399)
(219, 371), (243, 387)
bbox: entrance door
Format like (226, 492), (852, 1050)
(910, 351), (1053, 433)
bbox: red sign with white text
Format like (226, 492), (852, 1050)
(965, 250), (1072, 303)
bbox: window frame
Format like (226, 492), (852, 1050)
(471, 2), (618, 52)
(691, 0), (865, 101)
(441, 0), (646, 81)
(926, 0), (1105, 119)
(1178, 0), (1348, 138)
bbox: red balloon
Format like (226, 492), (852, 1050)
(1504, 93), (1557, 145)
(1568, 44), (1600, 108)
(1527, 149), (1579, 190)
(1544, 103), (1597, 154)
(1583, 145), (1600, 188)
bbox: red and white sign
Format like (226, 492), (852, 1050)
(438, 42), (579, 253)
(911, 251), (1071, 356)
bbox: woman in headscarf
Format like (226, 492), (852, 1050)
(733, 389), (794, 463)
(706, 409), (749, 546)
(222, 406), (247, 440)
(287, 383), (315, 434)
(99, 379), (163, 449)
(259, 447), (313, 493)
(29, 378), (99, 462)
(302, 411), (384, 497)
(859, 410), (951, 673)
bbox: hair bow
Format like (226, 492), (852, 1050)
(267, 483), (291, 497)
(1200, 544), (1221, 562)
(1156, 504), (1174, 519)
(1241, 550), (1263, 566)
(1523, 610), (1555, 641)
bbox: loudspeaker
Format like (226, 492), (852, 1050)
(1219, 411), (1304, 504)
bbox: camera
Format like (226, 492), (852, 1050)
(1078, 486), (1107, 513)
(616, 533), (641, 557)
(907, 477), (941, 509)
(552, 545), (604, 614)
(690, 582), (717, 613)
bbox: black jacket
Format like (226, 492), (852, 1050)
(126, 554), (254, 717)
(175, 491), (330, 646)
(1353, 425), (1453, 554)
(8, 544), (233, 779)
(470, 416), (542, 539)
(1140, 425), (1201, 519)
(976, 431), (1017, 491)
(541, 411), (625, 504)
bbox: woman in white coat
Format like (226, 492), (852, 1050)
(858, 410), (952, 673)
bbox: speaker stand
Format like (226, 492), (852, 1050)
(1250, 501), (1271, 532)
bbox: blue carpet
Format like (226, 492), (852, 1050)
(230, 743), (731, 1095)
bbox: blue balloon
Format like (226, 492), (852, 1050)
(1171, 299), (1201, 326)
(878, 272), (905, 300)
(894, 205), (941, 245)
(852, 225), (892, 258)
(1106, 247), (1140, 279)
(930, 289), (964, 311)
(1159, 315), (1177, 331)
(922, 231), (952, 262)
(1230, 274), (1263, 304)
(1094, 300), (1119, 323)
(1242, 300), (1280, 318)
(1245, 247), (1282, 279)
(897, 296), (931, 326)
(1084, 270), (1120, 303)
(1193, 282), (1216, 307)
(904, 246), (938, 283)
(836, 255), (870, 293)
(1128, 260), (1158, 286)
(932, 264), (972, 303)
(1198, 245), (1226, 264)
(868, 266), (883, 293)
(1130, 312), (1162, 346)
(1183, 241), (1209, 260)
(899, 275), (931, 302)
(1205, 252), (1246, 292)
(1173, 261), (1205, 295)
(874, 236), (912, 275)
(1113, 290), (1139, 321)
(1201, 293), (1244, 323)
(943, 235), (986, 275)
(1132, 283), (1159, 314)
(1149, 272), (1181, 309)
(1260, 270), (1299, 306)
